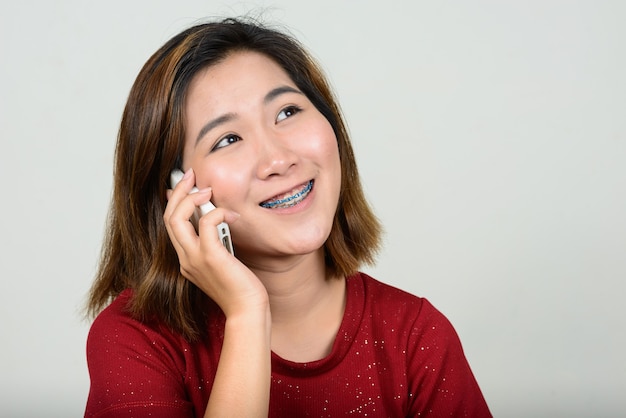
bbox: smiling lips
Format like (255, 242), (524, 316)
(260, 180), (314, 209)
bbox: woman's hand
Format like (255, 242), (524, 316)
(163, 168), (268, 318)
(164, 169), (272, 417)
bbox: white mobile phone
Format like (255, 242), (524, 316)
(170, 169), (234, 255)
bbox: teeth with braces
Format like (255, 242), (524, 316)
(260, 181), (313, 208)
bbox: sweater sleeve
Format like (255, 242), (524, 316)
(84, 295), (194, 418)
(405, 299), (492, 417)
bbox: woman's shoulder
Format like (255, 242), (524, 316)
(86, 289), (186, 359)
(356, 271), (429, 309)
(85, 290), (198, 416)
(355, 273), (492, 416)
(88, 289), (148, 339)
(354, 272), (452, 334)
(89, 289), (133, 325)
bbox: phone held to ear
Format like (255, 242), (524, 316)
(170, 169), (235, 255)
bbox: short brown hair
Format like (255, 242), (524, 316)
(87, 18), (382, 340)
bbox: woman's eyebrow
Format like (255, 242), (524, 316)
(195, 113), (236, 145)
(264, 85), (303, 104)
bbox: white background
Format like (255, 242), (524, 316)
(1, 1), (624, 416)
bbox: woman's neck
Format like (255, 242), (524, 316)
(246, 249), (347, 362)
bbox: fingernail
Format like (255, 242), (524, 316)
(183, 168), (193, 179)
(197, 187), (212, 194)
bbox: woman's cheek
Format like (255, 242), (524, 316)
(207, 164), (249, 207)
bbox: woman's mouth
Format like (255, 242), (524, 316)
(260, 180), (314, 209)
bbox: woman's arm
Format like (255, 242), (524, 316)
(164, 169), (272, 417)
(204, 308), (271, 417)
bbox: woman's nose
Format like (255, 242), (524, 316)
(255, 134), (298, 179)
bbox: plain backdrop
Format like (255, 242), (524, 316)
(1, 1), (624, 416)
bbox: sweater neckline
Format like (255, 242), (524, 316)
(270, 272), (365, 377)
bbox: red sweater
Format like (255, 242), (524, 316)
(85, 273), (491, 417)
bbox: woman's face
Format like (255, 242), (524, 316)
(182, 51), (341, 266)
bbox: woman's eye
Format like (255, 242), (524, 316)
(212, 134), (241, 151)
(276, 105), (301, 122)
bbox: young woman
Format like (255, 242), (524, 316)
(85, 18), (491, 417)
